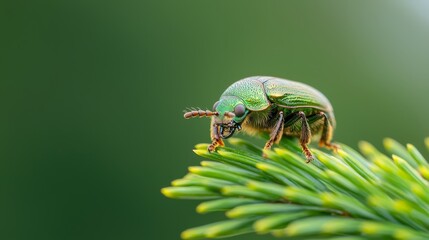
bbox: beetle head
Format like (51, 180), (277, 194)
(212, 97), (249, 139)
(183, 96), (249, 139)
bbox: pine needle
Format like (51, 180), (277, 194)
(162, 137), (429, 239)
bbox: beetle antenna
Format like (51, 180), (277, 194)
(224, 112), (235, 118)
(183, 109), (219, 119)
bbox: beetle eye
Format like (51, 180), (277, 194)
(213, 101), (220, 111)
(234, 104), (246, 117)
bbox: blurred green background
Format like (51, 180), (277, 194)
(1, 0), (429, 239)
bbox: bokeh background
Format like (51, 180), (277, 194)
(2, 0), (429, 239)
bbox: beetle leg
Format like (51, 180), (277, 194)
(317, 112), (339, 151)
(264, 111), (313, 162)
(208, 117), (224, 152)
(306, 112), (339, 152)
(296, 111), (313, 162)
(263, 111), (284, 156)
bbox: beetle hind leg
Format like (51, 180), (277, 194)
(316, 112), (339, 152)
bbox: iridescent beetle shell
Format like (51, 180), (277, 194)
(184, 76), (338, 162)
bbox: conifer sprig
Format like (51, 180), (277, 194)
(162, 138), (429, 239)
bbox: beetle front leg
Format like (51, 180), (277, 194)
(263, 111), (284, 156)
(208, 117), (224, 152)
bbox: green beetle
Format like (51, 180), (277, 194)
(184, 76), (338, 162)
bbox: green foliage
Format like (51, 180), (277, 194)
(162, 137), (429, 239)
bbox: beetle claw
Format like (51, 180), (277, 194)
(207, 144), (216, 152)
(305, 156), (314, 163)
